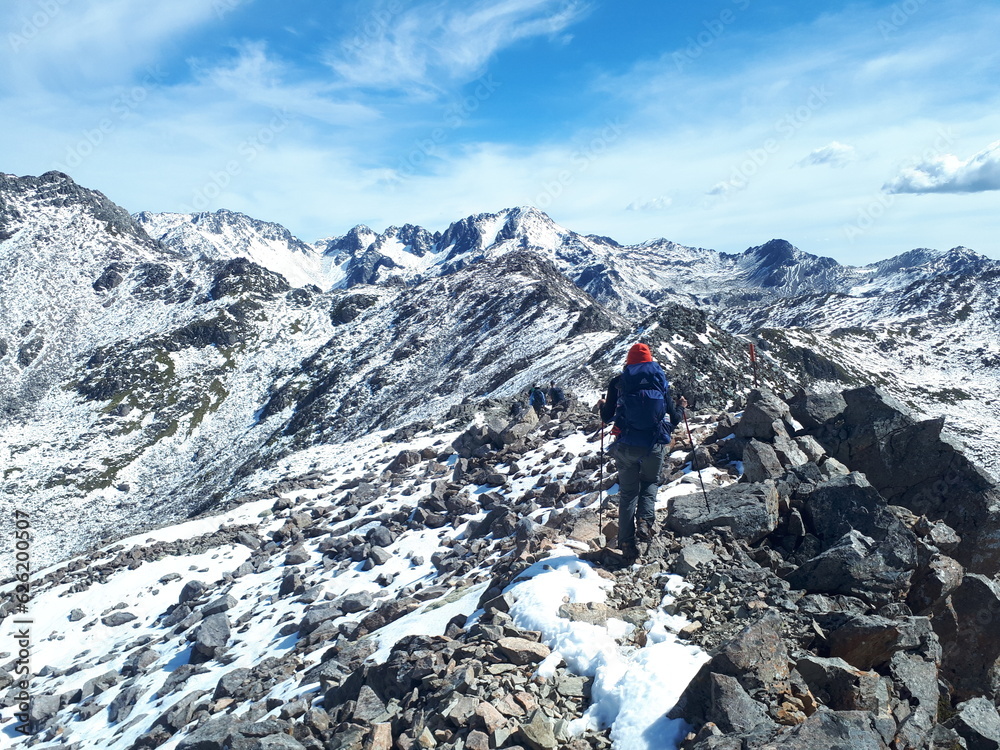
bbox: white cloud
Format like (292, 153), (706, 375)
(326, 0), (590, 93)
(1, 0), (221, 91)
(798, 141), (857, 168)
(195, 42), (380, 126)
(626, 197), (672, 212)
(884, 140), (1000, 194)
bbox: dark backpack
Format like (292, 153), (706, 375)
(529, 388), (546, 408)
(615, 362), (672, 447)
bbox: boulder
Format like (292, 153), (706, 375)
(803, 386), (1000, 573)
(937, 574), (1000, 700)
(387, 450), (421, 473)
(497, 637), (550, 666)
(675, 541), (718, 576)
(674, 611), (791, 726)
(907, 554), (963, 614)
(817, 614), (901, 670)
(28, 694), (61, 730)
(499, 407), (539, 445)
(179, 580), (207, 604)
(705, 673), (774, 734)
(799, 473), (913, 551)
(193, 613), (231, 659)
(784, 530), (915, 606)
(755, 708), (888, 749)
(786, 390), (846, 429)
(735, 390), (793, 441)
(202, 594), (237, 617)
(742, 440), (784, 483)
(946, 697), (1000, 750)
(102, 611), (137, 627)
(795, 656), (888, 713)
(668, 481), (779, 544)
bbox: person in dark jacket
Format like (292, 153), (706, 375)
(597, 342), (685, 560)
(528, 385), (547, 411)
(548, 381), (566, 406)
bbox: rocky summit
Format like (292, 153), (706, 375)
(4, 170), (1000, 749)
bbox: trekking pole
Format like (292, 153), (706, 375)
(749, 342), (759, 389)
(682, 407), (710, 507)
(598, 425), (605, 544)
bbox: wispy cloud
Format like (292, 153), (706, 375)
(195, 42), (379, 126)
(884, 140), (1000, 194)
(1, 0), (220, 91)
(325, 0), (590, 94)
(797, 141), (857, 168)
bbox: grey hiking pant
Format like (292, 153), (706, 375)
(611, 442), (666, 547)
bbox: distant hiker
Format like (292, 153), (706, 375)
(597, 342), (686, 561)
(528, 385), (547, 411)
(548, 380), (566, 406)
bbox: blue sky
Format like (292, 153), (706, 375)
(2, 0), (999, 264)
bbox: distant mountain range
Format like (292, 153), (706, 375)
(3, 169), (999, 572)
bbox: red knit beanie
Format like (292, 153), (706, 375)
(626, 343), (653, 365)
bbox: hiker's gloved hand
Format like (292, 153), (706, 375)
(678, 396), (688, 408)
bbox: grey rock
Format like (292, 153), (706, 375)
(352, 685), (389, 724)
(742, 440), (784, 483)
(735, 390), (792, 440)
(795, 655), (888, 712)
(179, 580), (207, 604)
(156, 689), (209, 732)
(675, 541), (718, 576)
(102, 611), (138, 627)
(937, 574), (1000, 701)
(213, 667), (252, 700)
(706, 673), (773, 734)
(518, 708), (557, 750)
(907, 554), (963, 613)
(108, 681), (146, 723)
(366, 525), (395, 548)
(283, 546), (310, 565)
(202, 594), (237, 617)
(773, 435), (810, 467)
(787, 389), (847, 429)
(946, 698), (1000, 750)
(28, 694), (61, 729)
(193, 613), (231, 658)
(557, 602), (614, 626)
(794, 435), (826, 462)
(758, 708), (888, 749)
(668, 481), (779, 544)
(69, 608), (86, 622)
(785, 530), (915, 606)
(176, 713), (239, 750)
(368, 546), (392, 566)
(339, 591), (373, 614)
(800, 473), (914, 552)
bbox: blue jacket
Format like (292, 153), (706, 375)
(610, 361), (680, 447)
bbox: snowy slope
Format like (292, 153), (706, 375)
(0, 406), (722, 750)
(136, 210), (331, 291)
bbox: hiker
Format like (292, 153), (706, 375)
(597, 342), (686, 561)
(548, 380), (566, 406)
(528, 385), (547, 412)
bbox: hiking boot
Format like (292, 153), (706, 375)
(621, 542), (639, 562)
(636, 518), (654, 544)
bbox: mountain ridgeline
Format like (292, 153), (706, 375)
(2, 170), (999, 572)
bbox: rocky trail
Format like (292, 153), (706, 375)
(3, 385), (1000, 750)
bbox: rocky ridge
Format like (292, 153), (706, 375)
(4, 384), (1000, 749)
